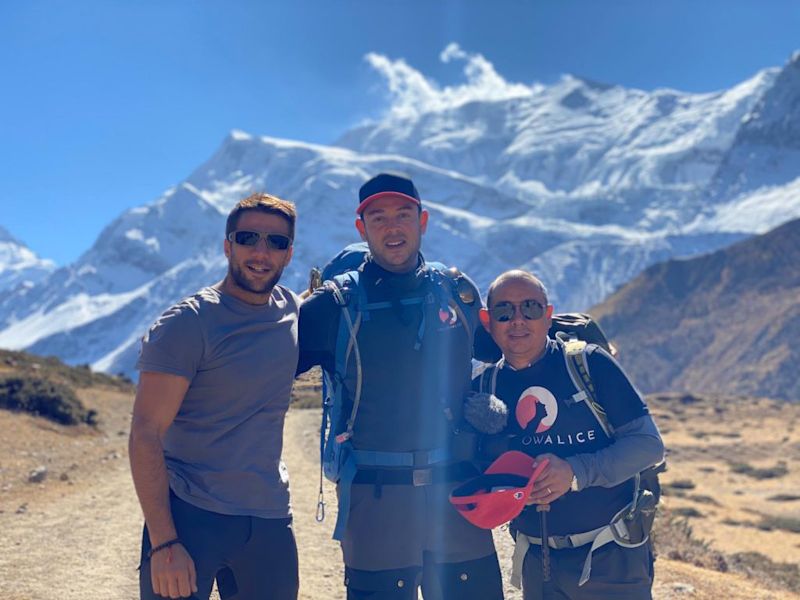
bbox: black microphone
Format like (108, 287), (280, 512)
(464, 391), (509, 434)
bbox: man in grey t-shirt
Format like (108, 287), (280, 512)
(130, 193), (300, 600)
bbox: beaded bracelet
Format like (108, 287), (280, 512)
(148, 538), (181, 558)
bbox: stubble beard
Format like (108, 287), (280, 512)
(228, 261), (284, 297)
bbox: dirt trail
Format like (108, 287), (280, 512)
(1, 409), (797, 599)
(1, 457), (140, 598)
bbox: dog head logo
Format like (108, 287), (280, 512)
(515, 386), (558, 433)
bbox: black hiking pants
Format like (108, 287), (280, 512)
(138, 493), (298, 600)
(340, 481), (503, 599)
(345, 553), (504, 600)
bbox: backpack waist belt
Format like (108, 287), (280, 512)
(333, 446), (450, 540)
(351, 447), (451, 468)
(510, 502), (648, 589)
(352, 462), (476, 486)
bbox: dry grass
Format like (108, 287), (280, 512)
(291, 367), (323, 409)
(654, 508), (800, 593)
(649, 391), (800, 595)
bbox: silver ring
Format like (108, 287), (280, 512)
(547, 487), (552, 494)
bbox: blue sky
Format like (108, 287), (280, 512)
(2, 0), (799, 265)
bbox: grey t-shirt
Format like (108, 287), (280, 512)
(136, 284), (299, 519)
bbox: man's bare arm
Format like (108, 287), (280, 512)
(129, 371), (197, 597)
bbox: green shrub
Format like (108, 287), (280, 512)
(729, 461), (788, 480)
(672, 506), (704, 518)
(728, 552), (800, 593)
(664, 479), (697, 490)
(654, 510), (800, 592)
(0, 375), (95, 425)
(767, 494), (800, 502)
(652, 511), (727, 571)
(756, 514), (800, 534)
(0, 349), (133, 391)
(688, 494), (722, 506)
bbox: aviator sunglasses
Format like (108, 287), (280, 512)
(489, 299), (546, 322)
(227, 230), (292, 250)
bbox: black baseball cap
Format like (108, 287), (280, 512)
(357, 172), (421, 214)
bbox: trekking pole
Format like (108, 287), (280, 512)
(537, 503), (552, 597)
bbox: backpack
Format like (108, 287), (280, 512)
(311, 244), (478, 539)
(551, 313), (617, 356)
(557, 335), (665, 504)
(320, 242), (371, 282)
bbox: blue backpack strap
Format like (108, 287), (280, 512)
(426, 263), (477, 347)
(420, 262), (480, 420)
(332, 452), (358, 540)
(319, 272), (365, 539)
(332, 271), (363, 440)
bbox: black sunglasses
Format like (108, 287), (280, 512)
(489, 299), (546, 322)
(227, 230), (292, 250)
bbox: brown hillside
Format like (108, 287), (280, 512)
(592, 218), (800, 400)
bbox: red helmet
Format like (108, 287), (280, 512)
(449, 451), (548, 529)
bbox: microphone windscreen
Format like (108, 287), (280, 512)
(464, 391), (508, 434)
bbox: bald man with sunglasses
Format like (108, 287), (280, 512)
(130, 193), (300, 599)
(474, 270), (664, 600)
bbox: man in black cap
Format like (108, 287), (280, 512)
(297, 173), (503, 599)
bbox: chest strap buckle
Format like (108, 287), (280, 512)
(413, 468), (433, 486)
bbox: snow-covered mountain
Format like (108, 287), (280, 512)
(338, 70), (777, 208)
(0, 226), (55, 295)
(710, 51), (800, 198)
(2, 50), (800, 377)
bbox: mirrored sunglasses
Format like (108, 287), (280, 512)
(227, 230), (292, 250)
(489, 299), (546, 322)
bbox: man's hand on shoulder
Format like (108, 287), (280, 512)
(149, 542), (198, 598)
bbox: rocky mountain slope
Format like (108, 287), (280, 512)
(593, 218), (800, 401)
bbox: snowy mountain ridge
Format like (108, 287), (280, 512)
(2, 48), (800, 377)
(0, 225), (56, 295)
(339, 69), (779, 198)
